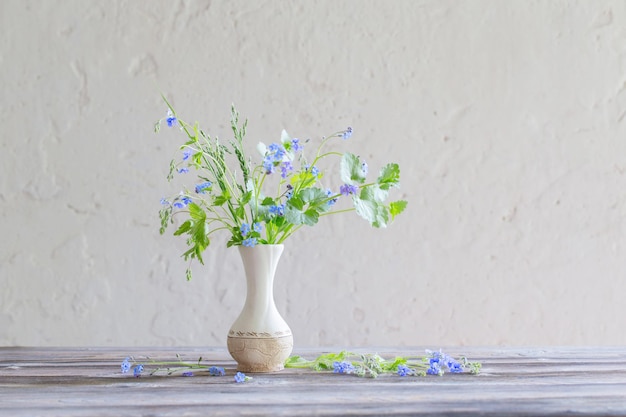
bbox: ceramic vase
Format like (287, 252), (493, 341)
(227, 244), (293, 372)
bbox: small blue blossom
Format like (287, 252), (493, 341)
(209, 366), (226, 376)
(160, 198), (170, 206)
(340, 184), (358, 196)
(240, 223), (251, 237)
(280, 161), (293, 179)
(242, 237), (257, 247)
(121, 358), (131, 374)
(173, 195), (192, 209)
(269, 204), (285, 216)
(181, 371), (194, 377)
(253, 222), (263, 233)
(333, 361), (355, 374)
(166, 110), (177, 127)
(427, 360), (442, 376)
(397, 365), (412, 377)
(234, 371), (247, 383)
(133, 364), (144, 377)
(325, 189), (338, 206)
(195, 181), (212, 194)
(178, 167), (189, 174)
(291, 138), (303, 152)
(182, 149), (193, 161)
(310, 166), (320, 177)
(340, 126), (353, 140)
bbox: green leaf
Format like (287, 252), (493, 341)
(173, 220), (192, 236)
(213, 195), (229, 206)
(353, 195), (390, 228)
(389, 200), (407, 220)
(340, 152), (367, 184)
(377, 163), (400, 190)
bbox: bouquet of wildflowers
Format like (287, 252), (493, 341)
(156, 96), (406, 280)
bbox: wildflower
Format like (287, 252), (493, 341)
(234, 372), (248, 383)
(240, 223), (251, 237)
(181, 371), (193, 377)
(209, 366), (226, 376)
(340, 126), (352, 140)
(182, 149), (193, 161)
(280, 161), (293, 179)
(242, 237), (257, 247)
(166, 109), (177, 127)
(121, 358), (131, 373)
(332, 361), (355, 374)
(397, 365), (412, 377)
(195, 181), (212, 194)
(252, 222), (263, 233)
(160, 198), (169, 206)
(133, 364), (144, 377)
(269, 204), (285, 216)
(173, 195), (192, 209)
(177, 167), (189, 174)
(325, 189), (338, 206)
(426, 359), (442, 376)
(339, 184), (358, 196)
(291, 138), (303, 152)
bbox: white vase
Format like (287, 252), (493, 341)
(227, 244), (293, 372)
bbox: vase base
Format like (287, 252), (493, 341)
(227, 334), (293, 373)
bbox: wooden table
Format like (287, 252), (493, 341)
(1, 346), (625, 416)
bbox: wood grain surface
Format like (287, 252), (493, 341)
(1, 346), (625, 416)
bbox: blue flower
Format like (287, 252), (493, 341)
(340, 126), (352, 140)
(173, 195), (192, 209)
(340, 184), (358, 196)
(234, 371), (247, 383)
(240, 223), (251, 237)
(166, 110), (177, 127)
(426, 359), (442, 376)
(182, 149), (193, 161)
(178, 167), (189, 174)
(325, 189), (338, 206)
(310, 166), (320, 177)
(332, 361), (355, 374)
(269, 204), (285, 216)
(133, 364), (144, 377)
(209, 366), (225, 376)
(291, 138), (303, 152)
(195, 181), (212, 194)
(397, 365), (411, 377)
(181, 371), (193, 377)
(160, 198), (169, 206)
(242, 237), (257, 247)
(121, 358), (131, 373)
(280, 161), (293, 179)
(253, 222), (263, 233)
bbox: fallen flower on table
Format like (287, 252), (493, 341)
(284, 349), (482, 378)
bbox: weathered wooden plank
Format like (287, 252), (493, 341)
(1, 347), (625, 416)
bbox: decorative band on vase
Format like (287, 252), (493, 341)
(228, 330), (292, 339)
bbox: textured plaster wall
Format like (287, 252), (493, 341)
(2, 0), (626, 347)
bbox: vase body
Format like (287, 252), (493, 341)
(227, 244), (293, 372)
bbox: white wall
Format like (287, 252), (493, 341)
(2, 0), (626, 347)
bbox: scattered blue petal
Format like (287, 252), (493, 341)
(133, 364), (144, 377)
(121, 358), (131, 374)
(178, 167), (189, 174)
(234, 371), (247, 383)
(209, 366), (226, 376)
(181, 371), (194, 377)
